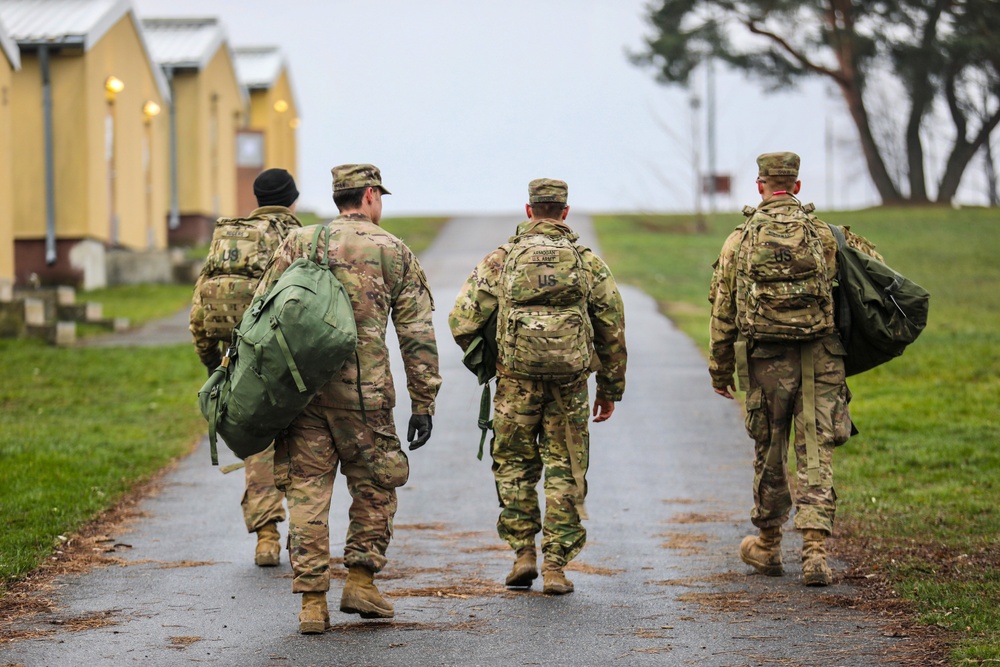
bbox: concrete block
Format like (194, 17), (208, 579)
(24, 298), (46, 326)
(56, 285), (76, 306)
(54, 321), (76, 346)
(0, 280), (12, 303)
(69, 239), (108, 290)
(57, 302), (103, 322)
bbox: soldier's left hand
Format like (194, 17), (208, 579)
(407, 414), (433, 450)
(592, 398), (615, 423)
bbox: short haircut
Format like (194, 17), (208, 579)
(529, 202), (567, 219)
(333, 187), (367, 211)
(762, 175), (797, 191)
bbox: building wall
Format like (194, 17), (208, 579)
(174, 46), (243, 220)
(247, 68), (298, 178)
(85, 13), (169, 251)
(0, 54), (13, 282)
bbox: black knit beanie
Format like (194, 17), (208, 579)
(253, 168), (299, 207)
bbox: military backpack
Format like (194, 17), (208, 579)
(198, 225), (358, 464)
(735, 203), (836, 342)
(196, 212), (297, 342)
(496, 233), (593, 381)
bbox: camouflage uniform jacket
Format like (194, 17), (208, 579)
(450, 218), (627, 402)
(708, 195), (882, 389)
(255, 213), (441, 415)
(189, 206), (301, 367)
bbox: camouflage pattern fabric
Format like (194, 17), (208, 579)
(255, 214), (441, 414)
(189, 206), (301, 367)
(256, 213), (440, 595)
(492, 375), (590, 566)
(241, 445), (286, 533)
(450, 218), (626, 566)
(743, 335), (853, 533)
(709, 195), (882, 534)
(274, 406), (401, 593)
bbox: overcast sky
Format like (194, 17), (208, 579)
(132, 0), (991, 217)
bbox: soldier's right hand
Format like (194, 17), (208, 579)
(407, 414), (433, 450)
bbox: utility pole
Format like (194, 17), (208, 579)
(706, 57), (717, 216)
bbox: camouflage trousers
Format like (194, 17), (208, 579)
(274, 405), (407, 594)
(743, 335), (853, 534)
(491, 375), (589, 567)
(240, 444), (286, 533)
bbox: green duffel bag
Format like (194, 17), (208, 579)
(198, 225), (357, 464)
(828, 224), (930, 376)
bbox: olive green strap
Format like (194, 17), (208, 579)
(549, 384), (588, 521)
(734, 334), (750, 392)
(477, 383), (492, 460)
(208, 382), (220, 466)
(274, 324), (306, 393)
(802, 342), (821, 486)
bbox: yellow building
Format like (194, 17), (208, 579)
(0, 19), (19, 285)
(1, 0), (170, 288)
(143, 17), (245, 245)
(233, 46), (298, 215)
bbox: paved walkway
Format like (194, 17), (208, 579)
(1, 216), (918, 666)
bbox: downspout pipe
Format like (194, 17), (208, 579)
(40, 45), (57, 265)
(166, 66), (179, 230)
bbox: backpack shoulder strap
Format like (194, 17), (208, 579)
(826, 223), (851, 341)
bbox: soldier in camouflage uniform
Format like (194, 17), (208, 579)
(709, 152), (882, 586)
(189, 168), (301, 569)
(450, 179), (627, 595)
(254, 164), (440, 633)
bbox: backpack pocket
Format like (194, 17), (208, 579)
(506, 306), (592, 380)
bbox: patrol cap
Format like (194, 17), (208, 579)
(331, 163), (391, 195)
(528, 178), (568, 204)
(757, 152), (800, 178)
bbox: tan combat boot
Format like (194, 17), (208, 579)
(298, 592), (330, 634)
(739, 525), (784, 576)
(801, 529), (833, 586)
(541, 561), (574, 595)
(254, 522), (281, 567)
(340, 566), (394, 619)
(505, 547), (538, 588)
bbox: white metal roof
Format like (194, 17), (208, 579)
(0, 0), (126, 49)
(0, 16), (20, 69)
(233, 45), (284, 90)
(141, 17), (223, 70)
(0, 0), (169, 101)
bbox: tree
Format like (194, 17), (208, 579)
(630, 0), (1000, 205)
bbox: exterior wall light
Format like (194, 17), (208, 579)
(290, 117), (300, 129)
(105, 75), (125, 101)
(273, 99), (288, 113)
(143, 100), (161, 119)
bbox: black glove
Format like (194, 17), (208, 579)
(407, 414), (433, 450)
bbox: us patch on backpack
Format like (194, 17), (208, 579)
(735, 207), (836, 342)
(497, 234), (593, 381)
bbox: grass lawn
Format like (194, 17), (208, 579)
(0, 340), (204, 587)
(298, 212), (449, 257)
(594, 206), (1000, 664)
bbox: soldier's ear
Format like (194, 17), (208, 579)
(793, 181), (802, 195)
(525, 203), (533, 218)
(561, 205), (570, 220)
